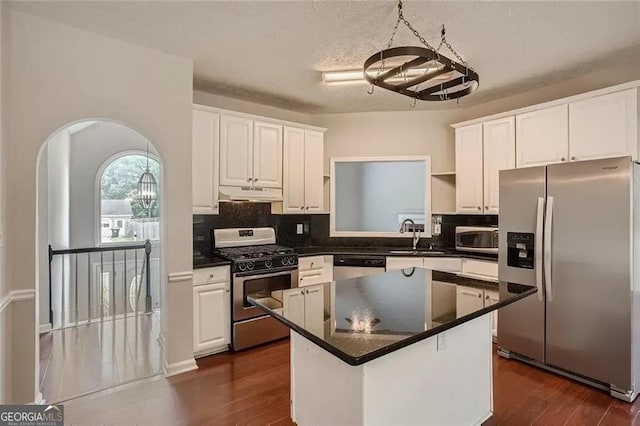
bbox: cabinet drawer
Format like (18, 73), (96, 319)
(299, 256), (333, 287)
(423, 257), (462, 273)
(461, 259), (498, 281)
(386, 257), (423, 271)
(193, 266), (230, 286)
(299, 255), (326, 272)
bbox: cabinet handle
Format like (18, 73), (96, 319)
(561, 157), (566, 162)
(300, 290), (305, 295)
(477, 206), (481, 211)
(225, 288), (229, 293)
(485, 295), (489, 300)
(305, 206), (309, 210)
(571, 156), (576, 161)
(484, 206), (488, 210)
(209, 274), (214, 278)
(254, 178), (259, 182)
(247, 177), (252, 182)
(478, 294), (482, 298)
(214, 204), (218, 208)
(300, 207), (304, 210)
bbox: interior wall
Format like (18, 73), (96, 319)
(5, 10), (194, 403)
(0, 0), (8, 404)
(194, 90), (313, 125)
(68, 121), (159, 248)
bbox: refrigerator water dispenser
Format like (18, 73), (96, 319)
(507, 232), (534, 269)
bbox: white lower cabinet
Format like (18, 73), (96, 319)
(193, 266), (231, 357)
(456, 285), (499, 339)
(282, 284), (325, 336)
(298, 255), (333, 287)
(386, 257), (424, 271)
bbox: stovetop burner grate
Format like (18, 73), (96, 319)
(217, 244), (293, 260)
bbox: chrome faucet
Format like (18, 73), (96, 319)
(399, 218), (421, 251)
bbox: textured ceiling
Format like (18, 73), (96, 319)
(9, 1), (640, 113)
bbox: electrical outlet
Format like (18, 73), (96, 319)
(296, 224), (304, 235)
(437, 332), (447, 351)
(434, 223), (442, 236)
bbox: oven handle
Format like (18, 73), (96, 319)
(233, 266), (298, 279)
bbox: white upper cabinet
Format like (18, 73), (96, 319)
(220, 115), (254, 187)
(283, 127), (325, 214)
(192, 108), (220, 214)
(283, 127), (306, 213)
(569, 89), (638, 162)
(253, 121), (283, 188)
(455, 124), (484, 214)
(303, 130), (325, 213)
(516, 104), (569, 168)
(483, 117), (515, 214)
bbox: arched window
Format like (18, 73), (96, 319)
(98, 153), (160, 244)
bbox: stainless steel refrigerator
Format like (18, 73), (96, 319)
(498, 156), (640, 402)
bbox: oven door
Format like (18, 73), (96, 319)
(233, 267), (298, 322)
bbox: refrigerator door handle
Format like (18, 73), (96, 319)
(544, 196), (554, 302)
(535, 197), (545, 301)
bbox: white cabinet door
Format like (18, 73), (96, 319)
(569, 89), (638, 162)
(455, 124), (484, 214)
(192, 109), (220, 214)
(423, 257), (462, 273)
(193, 282), (230, 354)
(516, 105), (569, 168)
(386, 257), (424, 271)
(304, 285), (325, 336)
(483, 117), (515, 214)
(456, 286), (484, 318)
(253, 121), (283, 188)
(220, 115), (253, 187)
(283, 288), (306, 327)
(283, 127), (306, 213)
(304, 130), (325, 213)
(484, 289), (499, 339)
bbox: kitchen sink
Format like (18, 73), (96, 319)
(388, 250), (447, 255)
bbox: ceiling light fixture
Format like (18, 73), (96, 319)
(323, 67), (453, 86)
(364, 0), (479, 105)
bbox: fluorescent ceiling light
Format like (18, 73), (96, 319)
(322, 68), (452, 86)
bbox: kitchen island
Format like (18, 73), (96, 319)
(249, 268), (535, 426)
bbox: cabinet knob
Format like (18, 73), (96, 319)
(571, 156), (576, 161)
(301, 290), (305, 295)
(254, 178), (259, 182)
(214, 204), (218, 208)
(247, 177), (252, 182)
(225, 288), (229, 293)
(478, 294), (482, 298)
(209, 274), (214, 278)
(300, 206), (304, 210)
(477, 206), (481, 211)
(305, 206), (309, 210)
(484, 206), (488, 210)
(485, 295), (489, 300)
(561, 157), (566, 162)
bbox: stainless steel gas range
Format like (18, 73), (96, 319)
(214, 227), (298, 351)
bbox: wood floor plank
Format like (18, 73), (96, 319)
(60, 340), (640, 425)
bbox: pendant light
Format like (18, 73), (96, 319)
(364, 0), (479, 104)
(137, 142), (157, 211)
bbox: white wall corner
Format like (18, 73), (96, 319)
(163, 358), (198, 377)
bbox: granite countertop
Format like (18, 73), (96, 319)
(193, 255), (231, 269)
(293, 246), (498, 262)
(248, 268), (535, 366)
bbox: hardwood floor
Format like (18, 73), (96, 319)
(62, 340), (640, 425)
(40, 311), (163, 403)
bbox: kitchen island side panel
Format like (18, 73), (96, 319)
(291, 314), (493, 426)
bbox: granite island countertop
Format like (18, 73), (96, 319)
(248, 268), (535, 365)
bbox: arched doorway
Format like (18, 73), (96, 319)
(36, 119), (164, 403)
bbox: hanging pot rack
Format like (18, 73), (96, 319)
(363, 0), (479, 103)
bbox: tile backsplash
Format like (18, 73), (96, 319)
(193, 202), (498, 258)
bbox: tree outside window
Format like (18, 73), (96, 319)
(100, 154), (160, 244)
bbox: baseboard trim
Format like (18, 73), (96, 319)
(163, 358), (198, 377)
(39, 323), (52, 334)
(33, 392), (45, 405)
(168, 271), (193, 283)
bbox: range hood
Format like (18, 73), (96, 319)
(219, 185), (283, 202)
